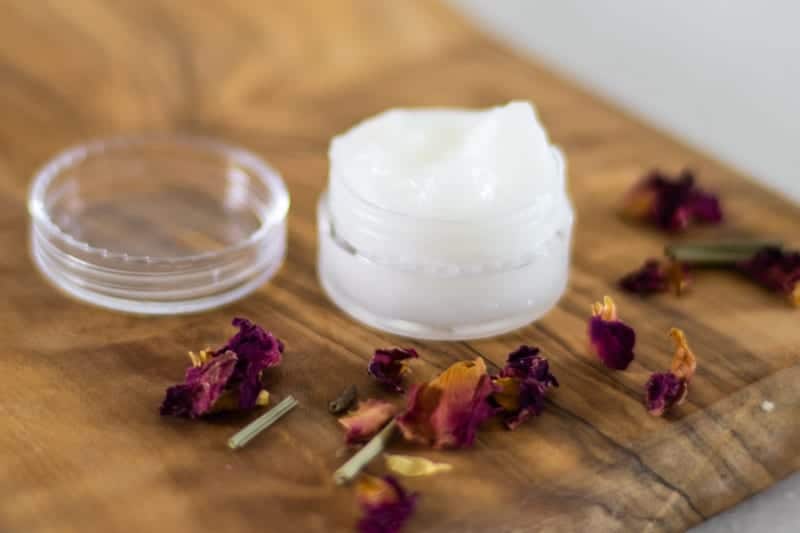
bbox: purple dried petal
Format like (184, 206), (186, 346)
(619, 259), (692, 296)
(688, 189), (723, 223)
(589, 317), (636, 370)
(492, 347), (558, 429)
(215, 318), (284, 408)
(160, 351), (238, 418)
(645, 372), (687, 416)
(356, 475), (418, 533)
(499, 345), (559, 387)
(367, 348), (419, 392)
(619, 260), (669, 294)
(622, 169), (723, 232)
(738, 247), (800, 305)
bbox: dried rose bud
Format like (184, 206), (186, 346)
(160, 351), (238, 418)
(491, 346), (558, 430)
(356, 475), (417, 533)
(368, 348), (419, 392)
(619, 259), (691, 296)
(339, 399), (398, 445)
(645, 328), (697, 416)
(213, 318), (284, 409)
(645, 372), (687, 417)
(397, 358), (495, 449)
(738, 247), (800, 306)
(588, 296), (636, 370)
(621, 169), (722, 232)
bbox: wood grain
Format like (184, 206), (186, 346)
(1, 1), (799, 532)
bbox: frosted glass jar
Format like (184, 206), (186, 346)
(318, 146), (573, 340)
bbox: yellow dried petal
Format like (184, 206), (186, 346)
(384, 454), (453, 477)
(591, 295), (618, 321)
(669, 328), (697, 381)
(255, 390), (270, 407)
(492, 377), (521, 411)
(188, 348), (214, 367)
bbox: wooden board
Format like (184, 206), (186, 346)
(2, 1), (798, 531)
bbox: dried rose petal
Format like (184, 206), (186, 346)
(619, 259), (691, 296)
(619, 259), (667, 294)
(339, 399), (398, 445)
(644, 328), (697, 416)
(397, 358), (495, 449)
(160, 351), (238, 418)
(214, 317), (284, 408)
(669, 328), (697, 380)
(621, 169), (723, 232)
(491, 346), (558, 429)
(356, 475), (417, 533)
(588, 296), (636, 370)
(368, 348), (419, 392)
(384, 454), (453, 477)
(645, 372), (687, 416)
(498, 346), (559, 385)
(738, 247), (800, 306)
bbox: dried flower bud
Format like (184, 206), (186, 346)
(589, 296), (636, 370)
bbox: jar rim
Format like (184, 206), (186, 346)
(331, 145), (567, 225)
(28, 135), (290, 264)
(27, 135), (290, 315)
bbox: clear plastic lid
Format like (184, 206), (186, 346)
(28, 136), (289, 315)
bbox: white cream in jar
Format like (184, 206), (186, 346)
(318, 101), (573, 340)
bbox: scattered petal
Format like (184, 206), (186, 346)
(491, 347), (559, 429)
(384, 454), (453, 477)
(368, 348), (419, 392)
(188, 348), (214, 367)
(397, 358), (495, 449)
(761, 400), (775, 413)
(356, 475), (417, 533)
(738, 247), (800, 306)
(160, 351), (238, 418)
(498, 346), (559, 386)
(645, 372), (687, 416)
(161, 318), (284, 418)
(329, 384), (359, 415)
(214, 318), (284, 408)
(339, 399), (398, 445)
(644, 328), (698, 416)
(669, 328), (697, 380)
(621, 169), (723, 232)
(589, 296), (636, 370)
(665, 260), (692, 296)
(619, 259), (691, 296)
(210, 388), (271, 414)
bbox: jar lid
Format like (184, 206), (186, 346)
(28, 136), (289, 315)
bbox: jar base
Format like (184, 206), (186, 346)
(319, 264), (560, 340)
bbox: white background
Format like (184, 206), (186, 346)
(450, 1), (800, 531)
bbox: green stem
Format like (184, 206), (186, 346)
(665, 240), (781, 265)
(228, 395), (298, 450)
(334, 419), (397, 485)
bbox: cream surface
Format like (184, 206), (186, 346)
(329, 101), (561, 219)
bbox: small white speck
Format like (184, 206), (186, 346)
(761, 400), (775, 413)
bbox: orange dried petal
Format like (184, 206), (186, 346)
(669, 328), (697, 381)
